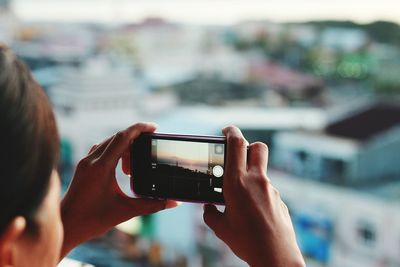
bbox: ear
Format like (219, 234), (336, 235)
(0, 217), (26, 267)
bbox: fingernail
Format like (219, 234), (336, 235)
(165, 200), (179, 209)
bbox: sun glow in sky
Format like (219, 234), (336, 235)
(153, 140), (224, 173)
(156, 140), (209, 164)
(155, 140), (210, 172)
(12, 0), (400, 24)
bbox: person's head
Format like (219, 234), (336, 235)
(0, 44), (63, 266)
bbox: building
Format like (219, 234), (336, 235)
(50, 57), (143, 114)
(320, 28), (369, 52)
(0, 0), (18, 45)
(169, 77), (263, 106)
(12, 23), (96, 69)
(272, 169), (400, 267)
(272, 102), (400, 185)
(119, 18), (202, 88)
(248, 60), (325, 105)
(0, 0), (10, 10)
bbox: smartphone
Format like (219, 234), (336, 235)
(130, 133), (226, 204)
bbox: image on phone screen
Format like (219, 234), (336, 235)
(150, 139), (225, 200)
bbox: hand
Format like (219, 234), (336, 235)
(60, 122), (177, 258)
(203, 126), (304, 267)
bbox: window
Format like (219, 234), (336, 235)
(357, 222), (376, 247)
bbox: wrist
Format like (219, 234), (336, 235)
(60, 197), (86, 258)
(246, 248), (305, 267)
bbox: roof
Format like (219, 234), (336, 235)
(155, 106), (326, 135)
(270, 169), (400, 206)
(248, 61), (324, 92)
(326, 103), (400, 141)
(274, 131), (360, 159)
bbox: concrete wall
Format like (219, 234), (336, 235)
(356, 127), (400, 182)
(272, 171), (400, 267)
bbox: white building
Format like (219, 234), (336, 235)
(0, 2), (19, 45)
(273, 103), (400, 185)
(50, 57), (144, 113)
(116, 20), (249, 88)
(272, 170), (400, 267)
(12, 23), (95, 64)
(320, 28), (369, 52)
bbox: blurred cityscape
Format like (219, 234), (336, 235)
(1, 0), (400, 266)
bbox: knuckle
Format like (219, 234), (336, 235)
(125, 122), (154, 137)
(77, 157), (92, 170)
(249, 166), (267, 181)
(254, 174), (269, 192)
(115, 130), (127, 141)
(224, 125), (236, 134)
(224, 125), (235, 132)
(133, 122), (147, 130)
(115, 130), (125, 138)
(254, 165), (267, 177)
(230, 135), (247, 148)
(282, 201), (290, 213)
(271, 185), (281, 198)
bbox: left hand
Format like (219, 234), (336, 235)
(60, 122), (177, 257)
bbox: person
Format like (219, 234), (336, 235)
(0, 44), (305, 267)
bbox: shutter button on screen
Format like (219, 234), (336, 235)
(212, 165), (224, 178)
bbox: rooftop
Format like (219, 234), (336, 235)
(248, 61), (324, 93)
(155, 106), (326, 134)
(326, 102), (400, 141)
(271, 169), (400, 206)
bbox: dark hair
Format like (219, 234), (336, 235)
(0, 44), (59, 235)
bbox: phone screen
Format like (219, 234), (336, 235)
(131, 133), (226, 203)
(152, 138), (224, 177)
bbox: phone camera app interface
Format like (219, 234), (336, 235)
(151, 139), (225, 199)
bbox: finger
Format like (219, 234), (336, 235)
(281, 200), (290, 215)
(247, 142), (268, 174)
(222, 126), (248, 183)
(125, 198), (178, 216)
(100, 122), (157, 166)
(88, 144), (98, 154)
(88, 135), (114, 158)
(122, 150), (130, 175)
(203, 204), (226, 238)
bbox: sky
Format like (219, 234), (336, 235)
(155, 140), (210, 172)
(12, 0), (400, 25)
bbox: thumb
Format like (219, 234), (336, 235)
(203, 204), (226, 238)
(125, 198), (178, 217)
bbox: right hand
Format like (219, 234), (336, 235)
(203, 126), (305, 267)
